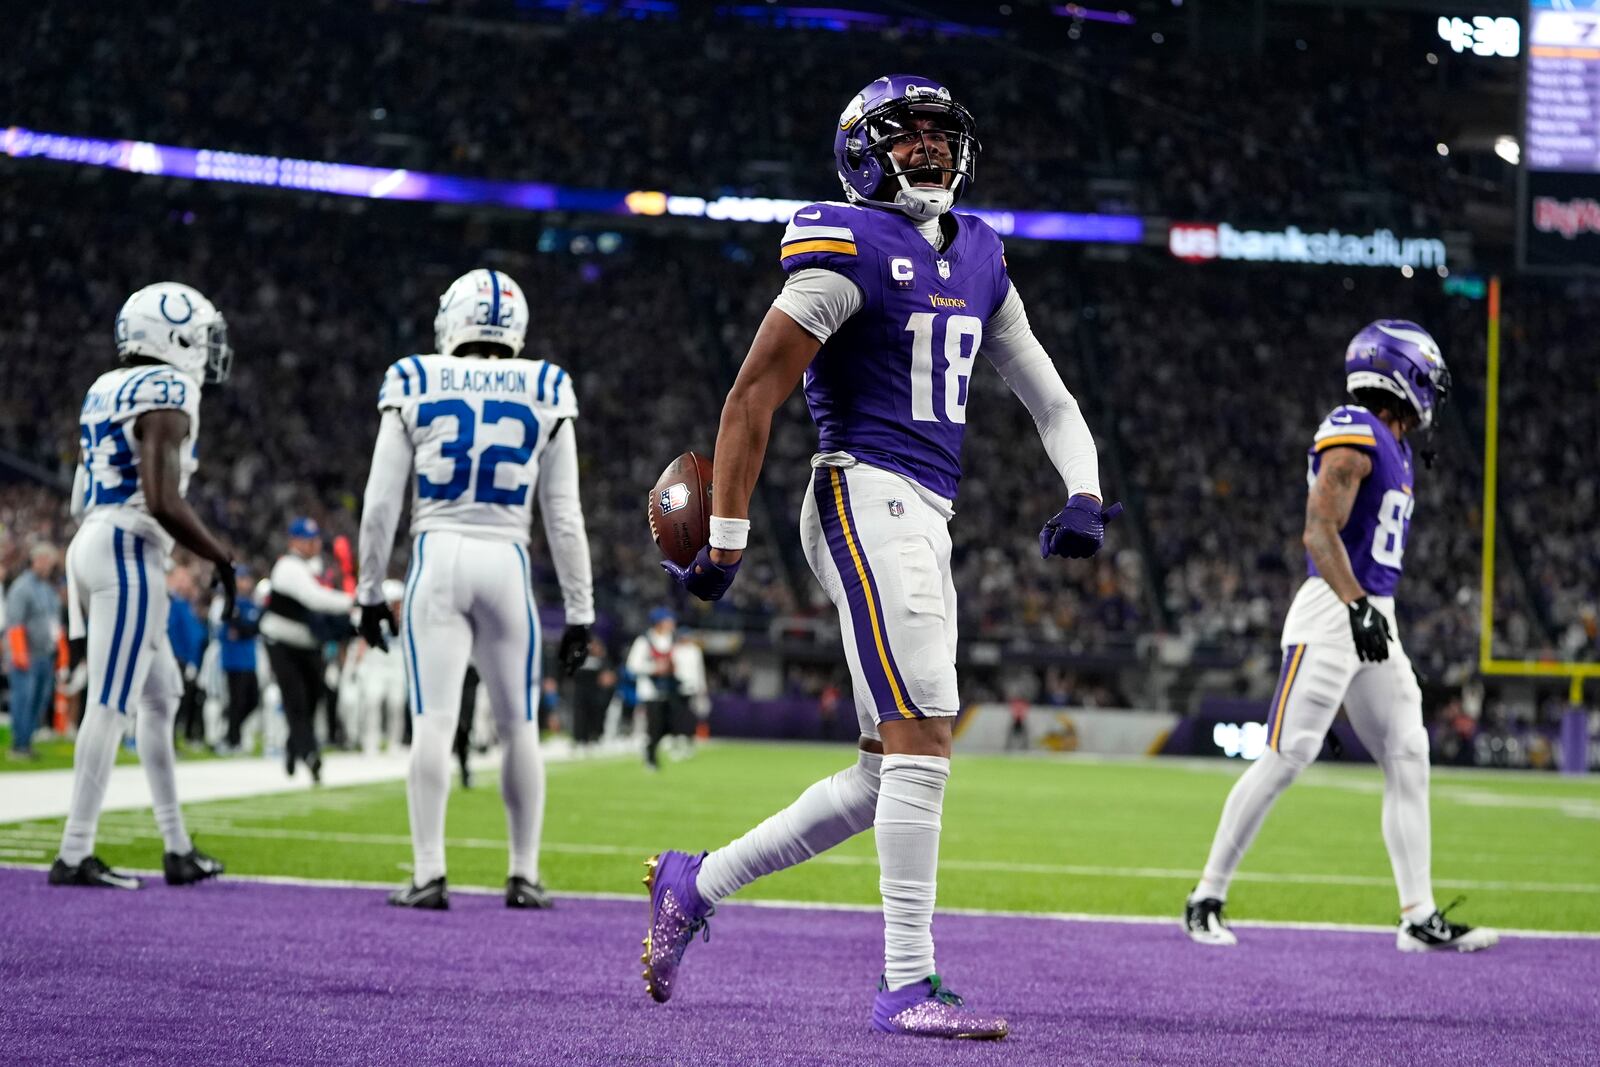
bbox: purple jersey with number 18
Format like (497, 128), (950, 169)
(779, 201), (1010, 502)
(1304, 404), (1415, 597)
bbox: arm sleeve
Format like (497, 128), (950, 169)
(982, 283), (1103, 500)
(70, 465), (87, 518)
(271, 556), (356, 615)
(356, 411), (415, 605)
(535, 421), (595, 626)
(769, 268), (865, 344)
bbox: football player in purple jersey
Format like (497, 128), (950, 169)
(1184, 321), (1498, 954)
(647, 75), (1119, 1038)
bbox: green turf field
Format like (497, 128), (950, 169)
(0, 725), (214, 773)
(0, 724), (135, 773)
(5, 743), (1598, 931)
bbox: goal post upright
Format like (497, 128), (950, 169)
(1477, 276), (1598, 772)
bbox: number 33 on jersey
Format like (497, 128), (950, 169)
(377, 353), (578, 536)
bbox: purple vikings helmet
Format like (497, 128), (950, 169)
(833, 75), (980, 221)
(1344, 320), (1452, 430)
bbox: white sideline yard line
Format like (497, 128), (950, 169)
(3, 861), (1597, 942)
(4, 818), (1595, 896)
(0, 738), (638, 822)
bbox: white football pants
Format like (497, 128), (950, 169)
(1197, 579), (1434, 911)
(59, 520), (192, 863)
(799, 461), (959, 739)
(399, 531), (545, 884)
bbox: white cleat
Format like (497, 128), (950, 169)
(1183, 896), (1238, 946)
(1396, 903), (1499, 953)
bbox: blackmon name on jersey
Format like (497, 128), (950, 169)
(377, 353), (577, 542)
(1305, 404), (1415, 598)
(77, 364), (202, 552)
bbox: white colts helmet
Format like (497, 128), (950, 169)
(434, 268), (528, 357)
(114, 282), (232, 383)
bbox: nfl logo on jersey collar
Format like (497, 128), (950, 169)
(937, 259), (951, 280)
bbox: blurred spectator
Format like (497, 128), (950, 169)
(215, 568), (263, 754)
(260, 518), (354, 782)
(167, 564), (208, 745)
(5, 542), (61, 759)
(570, 633), (616, 750)
(627, 607), (689, 770)
(1005, 697), (1030, 752)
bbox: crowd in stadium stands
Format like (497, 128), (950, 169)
(1489, 290), (1600, 666)
(0, 1), (1586, 726)
(6, 1), (1504, 231)
(3, 165), (1591, 705)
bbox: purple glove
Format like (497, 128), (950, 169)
(1039, 495), (1124, 559)
(661, 544), (741, 601)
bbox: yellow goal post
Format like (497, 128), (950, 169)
(1478, 275), (1600, 705)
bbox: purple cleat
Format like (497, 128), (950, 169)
(871, 975), (1009, 1040)
(640, 850), (713, 1003)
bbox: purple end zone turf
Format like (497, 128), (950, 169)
(2, 867), (1596, 1067)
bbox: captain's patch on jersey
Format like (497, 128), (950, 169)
(658, 482), (690, 515)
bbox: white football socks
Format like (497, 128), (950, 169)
(1193, 748), (1304, 903)
(697, 749), (882, 903)
(500, 717), (545, 883)
(406, 711), (456, 884)
(58, 702), (125, 866)
(877, 753), (949, 991)
(1381, 755), (1436, 921)
(137, 699), (193, 855)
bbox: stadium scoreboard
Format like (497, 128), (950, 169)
(1520, 0), (1600, 271)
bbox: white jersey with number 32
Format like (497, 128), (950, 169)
(377, 353), (578, 542)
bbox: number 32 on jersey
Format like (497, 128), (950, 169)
(416, 399), (541, 505)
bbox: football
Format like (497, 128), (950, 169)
(648, 451), (714, 567)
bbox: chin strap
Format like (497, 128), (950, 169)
(892, 186), (953, 221)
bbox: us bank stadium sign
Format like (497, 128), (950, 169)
(1168, 222), (1449, 269)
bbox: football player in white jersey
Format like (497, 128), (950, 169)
(357, 268), (595, 911)
(52, 282), (235, 890)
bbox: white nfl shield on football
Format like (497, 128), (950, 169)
(659, 482), (690, 515)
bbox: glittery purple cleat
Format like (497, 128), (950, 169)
(871, 975), (1008, 1040)
(640, 850), (713, 1003)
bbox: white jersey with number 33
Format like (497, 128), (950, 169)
(377, 353), (578, 541)
(76, 363), (202, 551)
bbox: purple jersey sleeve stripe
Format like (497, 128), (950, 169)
(813, 467), (921, 721)
(1267, 644), (1307, 752)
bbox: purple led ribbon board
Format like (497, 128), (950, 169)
(3, 125), (1144, 246)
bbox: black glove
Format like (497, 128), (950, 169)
(67, 637), (87, 673)
(1347, 596), (1393, 663)
(360, 602), (396, 652)
(557, 624), (591, 677)
(213, 560), (238, 624)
